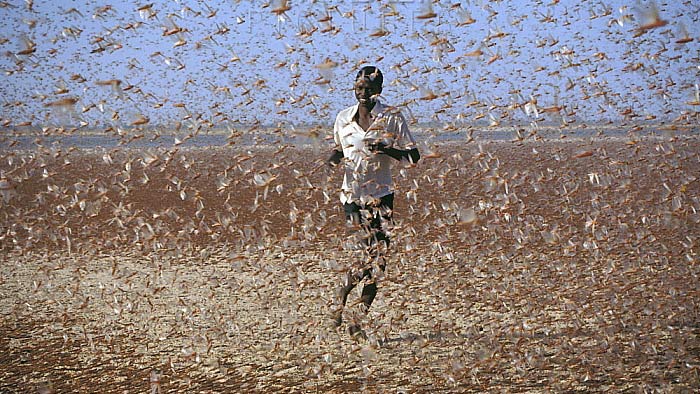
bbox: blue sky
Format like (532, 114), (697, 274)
(1, 0), (698, 131)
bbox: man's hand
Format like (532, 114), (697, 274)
(327, 149), (344, 167)
(367, 140), (388, 153)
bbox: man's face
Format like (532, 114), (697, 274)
(354, 78), (381, 106)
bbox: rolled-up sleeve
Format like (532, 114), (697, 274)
(333, 113), (342, 147)
(392, 112), (416, 149)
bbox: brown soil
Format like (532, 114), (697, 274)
(1, 136), (699, 392)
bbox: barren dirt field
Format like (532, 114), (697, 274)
(1, 135), (699, 392)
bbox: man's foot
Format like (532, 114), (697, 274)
(348, 324), (367, 341)
(330, 309), (343, 327)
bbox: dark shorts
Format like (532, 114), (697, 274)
(343, 193), (394, 247)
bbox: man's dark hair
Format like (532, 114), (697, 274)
(356, 66), (383, 87)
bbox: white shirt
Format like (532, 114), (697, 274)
(333, 100), (416, 205)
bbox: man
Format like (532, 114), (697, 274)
(327, 66), (420, 338)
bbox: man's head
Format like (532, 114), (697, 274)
(356, 66), (383, 88)
(354, 66), (383, 106)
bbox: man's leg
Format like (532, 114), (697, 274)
(360, 281), (377, 311)
(360, 193), (394, 312)
(347, 196), (393, 339)
(335, 196), (393, 332)
(333, 201), (366, 327)
(332, 270), (355, 326)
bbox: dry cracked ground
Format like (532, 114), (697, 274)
(1, 135), (699, 392)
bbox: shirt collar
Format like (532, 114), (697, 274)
(349, 99), (385, 121)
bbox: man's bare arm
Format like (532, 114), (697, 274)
(368, 142), (420, 164)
